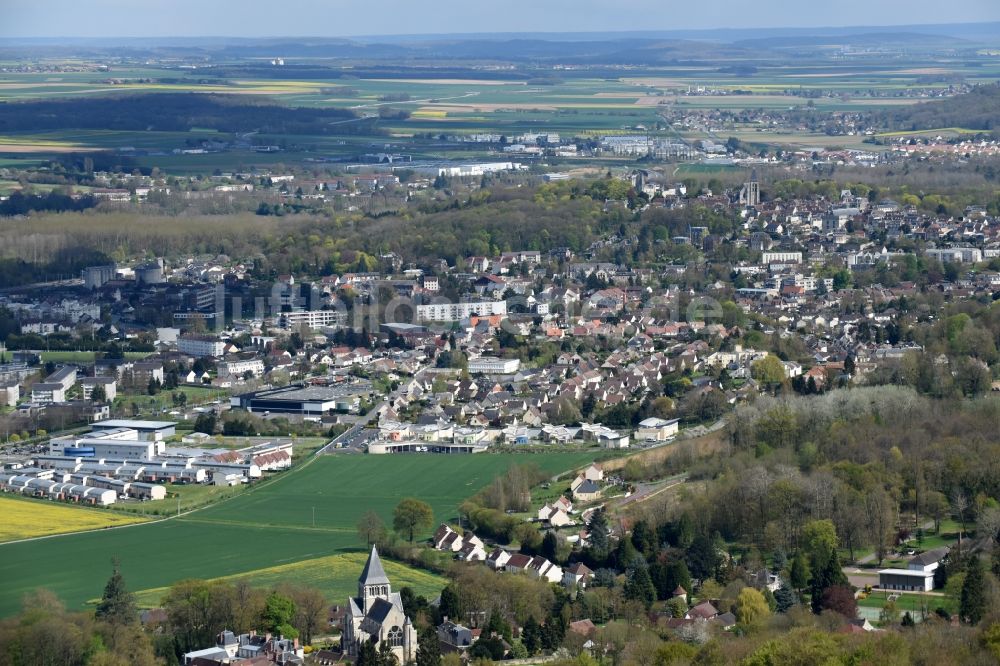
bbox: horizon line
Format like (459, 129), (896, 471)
(3, 19), (999, 41)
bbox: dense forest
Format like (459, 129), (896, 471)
(0, 94), (362, 135)
(0, 184), (628, 283)
(870, 83), (1000, 132)
(0, 190), (97, 216)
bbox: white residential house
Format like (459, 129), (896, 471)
(563, 562), (594, 589)
(486, 547), (511, 571)
(538, 502), (572, 527)
(549, 508), (573, 527)
(457, 540), (487, 562)
(526, 556), (563, 584)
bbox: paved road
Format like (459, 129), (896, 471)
(613, 474), (688, 509)
(316, 364), (429, 455)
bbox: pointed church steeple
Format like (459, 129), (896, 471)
(360, 545), (390, 587)
(358, 546), (391, 611)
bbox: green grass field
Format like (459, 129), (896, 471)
(125, 551), (446, 609)
(0, 452), (596, 616)
(113, 384), (228, 413)
(857, 590), (955, 622)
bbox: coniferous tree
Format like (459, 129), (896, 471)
(623, 556), (656, 608)
(960, 556), (987, 625)
(415, 625), (442, 666)
(357, 637), (378, 666)
(790, 551), (810, 598)
(95, 558), (137, 625)
(522, 616), (541, 655)
(438, 585), (461, 622)
(773, 585), (796, 613)
(542, 531), (559, 562)
(588, 510), (610, 561)
(810, 550), (848, 614)
(378, 639), (398, 666)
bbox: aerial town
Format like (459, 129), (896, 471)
(2, 5), (1000, 666)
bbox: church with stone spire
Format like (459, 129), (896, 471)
(344, 546), (418, 663)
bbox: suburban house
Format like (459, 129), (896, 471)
(573, 479), (602, 502)
(437, 620), (475, 653)
(537, 502), (573, 526)
(686, 601), (719, 620)
(563, 562), (594, 589)
(181, 630), (304, 665)
(526, 555), (564, 583)
(504, 553), (533, 575)
(486, 548), (511, 571)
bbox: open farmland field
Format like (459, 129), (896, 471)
(125, 551), (446, 609)
(0, 495), (148, 543)
(0, 452), (596, 615)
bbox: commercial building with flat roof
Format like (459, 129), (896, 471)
(468, 357), (521, 374)
(91, 420), (177, 441)
(231, 383), (371, 416)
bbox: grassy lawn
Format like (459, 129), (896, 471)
(109, 482), (251, 516)
(911, 519), (965, 550)
(114, 385), (228, 413)
(123, 551), (446, 609)
(849, 519), (963, 567)
(858, 590), (956, 620)
(0, 452), (596, 616)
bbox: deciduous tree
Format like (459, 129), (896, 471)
(393, 498), (434, 542)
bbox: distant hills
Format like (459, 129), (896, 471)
(1, 22), (997, 64)
(873, 84), (1000, 132)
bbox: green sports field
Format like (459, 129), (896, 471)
(0, 452), (596, 616)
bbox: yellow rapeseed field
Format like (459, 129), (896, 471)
(0, 495), (147, 543)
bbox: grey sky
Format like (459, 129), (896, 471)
(2, 0), (999, 38)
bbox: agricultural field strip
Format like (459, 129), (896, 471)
(122, 552), (446, 609)
(0, 453), (594, 615)
(0, 495), (148, 543)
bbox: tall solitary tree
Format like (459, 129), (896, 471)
(736, 587), (771, 627)
(960, 556), (987, 625)
(95, 558), (137, 625)
(393, 498), (434, 542)
(357, 509), (387, 546)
